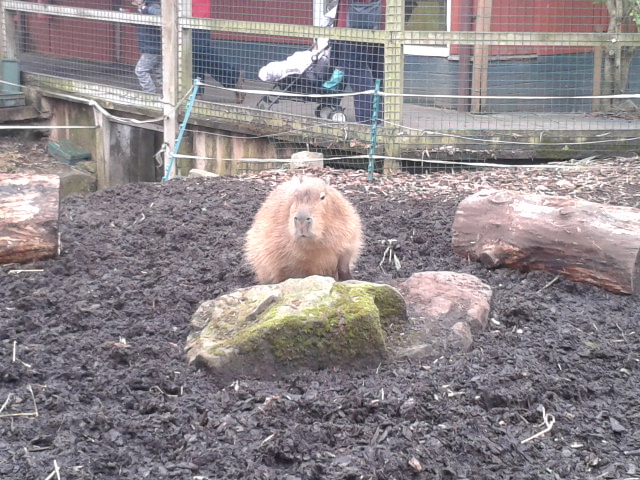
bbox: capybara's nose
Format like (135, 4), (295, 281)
(294, 213), (313, 236)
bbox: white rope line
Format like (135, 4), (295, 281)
(169, 151), (640, 170)
(5, 76), (640, 111)
(0, 125), (98, 129)
(380, 91), (640, 100)
(197, 79), (640, 101)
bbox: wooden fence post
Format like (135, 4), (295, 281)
(471, 0), (492, 113)
(382, 0), (405, 173)
(162, 0), (179, 180)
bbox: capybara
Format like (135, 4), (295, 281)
(245, 176), (363, 284)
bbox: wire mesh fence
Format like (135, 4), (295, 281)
(3, 0), (640, 173)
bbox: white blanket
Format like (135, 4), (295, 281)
(258, 6), (335, 83)
(258, 49), (318, 82)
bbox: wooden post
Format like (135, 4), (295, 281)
(180, 0), (193, 99)
(162, 0), (179, 180)
(0, 174), (60, 264)
(451, 189), (640, 295)
(592, 46), (603, 112)
(470, 0), (492, 113)
(381, 0), (404, 173)
(0, 1), (6, 64)
(1, 5), (18, 66)
(457, 0), (473, 113)
(93, 105), (111, 189)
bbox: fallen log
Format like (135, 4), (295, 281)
(451, 189), (640, 295)
(0, 174), (60, 264)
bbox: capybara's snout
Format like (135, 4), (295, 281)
(294, 207), (313, 238)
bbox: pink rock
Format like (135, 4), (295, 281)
(392, 272), (492, 358)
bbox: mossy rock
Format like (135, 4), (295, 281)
(186, 276), (407, 379)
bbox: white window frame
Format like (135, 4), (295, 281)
(313, 0), (330, 26)
(403, 0), (451, 57)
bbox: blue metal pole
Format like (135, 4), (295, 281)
(162, 77), (202, 182)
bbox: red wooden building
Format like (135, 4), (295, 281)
(20, 0), (613, 66)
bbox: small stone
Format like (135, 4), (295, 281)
(610, 417), (626, 433)
(408, 457), (423, 472)
(291, 151), (324, 169)
(450, 322), (473, 352)
(555, 179), (575, 189)
(188, 169), (219, 178)
(412, 235), (427, 245)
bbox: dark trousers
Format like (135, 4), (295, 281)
(192, 30), (240, 90)
(332, 41), (384, 123)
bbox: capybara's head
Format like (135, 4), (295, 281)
(287, 176), (332, 241)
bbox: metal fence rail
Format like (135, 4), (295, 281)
(2, 0), (640, 172)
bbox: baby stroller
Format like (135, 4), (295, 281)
(257, 43), (347, 123)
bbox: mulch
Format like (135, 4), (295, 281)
(1, 159), (640, 479)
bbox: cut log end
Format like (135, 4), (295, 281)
(0, 174), (60, 264)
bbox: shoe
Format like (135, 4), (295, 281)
(323, 69), (344, 92)
(234, 70), (246, 104)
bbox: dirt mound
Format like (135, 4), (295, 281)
(1, 165), (639, 479)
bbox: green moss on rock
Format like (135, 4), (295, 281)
(186, 276), (406, 379)
(340, 281), (408, 328)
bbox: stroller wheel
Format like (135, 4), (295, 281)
(316, 105), (334, 120)
(257, 96), (277, 110)
(329, 109), (347, 123)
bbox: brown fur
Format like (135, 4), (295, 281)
(245, 176), (363, 284)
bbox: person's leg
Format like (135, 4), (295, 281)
(205, 48), (246, 104)
(331, 41), (347, 70)
(152, 55), (163, 93)
(196, 39), (245, 103)
(366, 43), (384, 120)
(135, 53), (160, 93)
(341, 43), (376, 123)
(205, 48), (238, 89)
(192, 53), (206, 97)
(367, 44), (384, 86)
